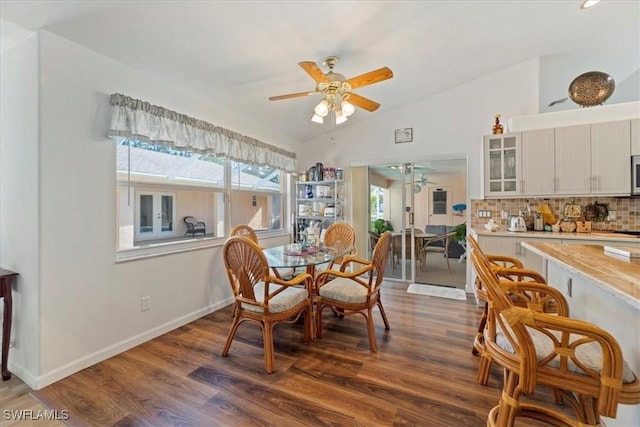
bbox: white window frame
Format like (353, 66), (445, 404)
(115, 139), (291, 262)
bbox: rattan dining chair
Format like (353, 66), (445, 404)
(229, 224), (259, 243)
(468, 234), (568, 388)
(391, 230), (421, 273)
(315, 222), (356, 274)
(222, 236), (313, 374)
(230, 224), (295, 279)
(314, 231), (391, 352)
(420, 231), (455, 272)
(471, 248), (640, 426)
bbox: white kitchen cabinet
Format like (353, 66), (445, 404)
(521, 128), (555, 196)
(554, 124), (591, 195)
(475, 234), (546, 272)
(483, 133), (521, 198)
(485, 119), (632, 198)
(631, 118), (640, 156)
(590, 120), (630, 195)
(554, 121), (630, 196)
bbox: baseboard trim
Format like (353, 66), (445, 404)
(27, 298), (232, 390)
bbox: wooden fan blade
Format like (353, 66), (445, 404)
(345, 67), (393, 90)
(346, 93), (380, 112)
(268, 91), (317, 101)
(299, 61), (329, 83)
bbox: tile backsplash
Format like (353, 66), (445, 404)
(470, 196), (639, 231)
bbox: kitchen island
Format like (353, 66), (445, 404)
(522, 241), (639, 427)
(469, 228), (640, 291)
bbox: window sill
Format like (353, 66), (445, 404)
(115, 230), (291, 263)
(116, 236), (223, 263)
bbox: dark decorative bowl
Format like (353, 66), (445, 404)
(568, 71), (615, 107)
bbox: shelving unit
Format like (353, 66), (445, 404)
(295, 180), (344, 242)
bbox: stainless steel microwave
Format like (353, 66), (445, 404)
(633, 156), (640, 195)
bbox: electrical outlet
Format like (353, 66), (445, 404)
(141, 296), (151, 312)
(477, 210), (491, 218)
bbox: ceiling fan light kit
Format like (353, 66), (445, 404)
(269, 55), (393, 126)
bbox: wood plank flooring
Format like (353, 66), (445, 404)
(16, 281), (575, 426)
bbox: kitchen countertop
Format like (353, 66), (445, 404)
(522, 242), (640, 310)
(472, 228), (640, 243)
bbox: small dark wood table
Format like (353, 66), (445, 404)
(0, 268), (18, 381)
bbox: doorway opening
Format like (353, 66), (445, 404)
(366, 159), (467, 289)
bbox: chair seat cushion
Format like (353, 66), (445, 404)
(423, 246), (446, 253)
(496, 324), (636, 384)
(242, 282), (308, 313)
(318, 277), (370, 304)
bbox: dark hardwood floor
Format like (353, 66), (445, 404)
(31, 281), (572, 426)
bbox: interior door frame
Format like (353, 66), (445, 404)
(353, 155), (469, 285)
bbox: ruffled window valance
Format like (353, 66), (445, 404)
(108, 93), (297, 172)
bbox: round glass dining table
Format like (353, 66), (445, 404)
(262, 242), (354, 276)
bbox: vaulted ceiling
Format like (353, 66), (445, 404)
(1, 1), (638, 143)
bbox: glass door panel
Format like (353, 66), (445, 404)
(139, 194), (153, 234)
(504, 149), (517, 179)
(489, 151), (501, 180)
(161, 195), (173, 232)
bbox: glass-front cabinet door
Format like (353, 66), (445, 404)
(135, 191), (176, 240)
(484, 133), (521, 197)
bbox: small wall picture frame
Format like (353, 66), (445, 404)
(394, 128), (413, 144)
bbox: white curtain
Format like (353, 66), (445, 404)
(108, 93), (297, 172)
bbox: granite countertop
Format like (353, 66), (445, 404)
(472, 228), (640, 243)
(522, 242), (640, 310)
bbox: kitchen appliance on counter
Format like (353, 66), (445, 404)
(507, 215), (527, 232)
(533, 212), (544, 231)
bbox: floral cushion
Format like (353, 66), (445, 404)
(496, 321), (636, 384)
(241, 282), (308, 313)
(318, 277), (371, 304)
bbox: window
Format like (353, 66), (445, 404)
(370, 185), (385, 223)
(229, 161), (284, 232)
(116, 139), (226, 251)
(116, 140), (286, 254)
(432, 189), (447, 215)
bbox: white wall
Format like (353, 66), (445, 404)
(0, 34), (40, 385)
(539, 52), (640, 113)
(2, 30), (299, 389)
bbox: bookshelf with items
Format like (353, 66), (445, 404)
(295, 178), (344, 245)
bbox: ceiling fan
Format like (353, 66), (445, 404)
(268, 56), (393, 124)
(414, 173), (438, 186)
(411, 174), (438, 193)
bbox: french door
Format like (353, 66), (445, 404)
(398, 163), (420, 282)
(135, 191), (176, 240)
(368, 163), (420, 282)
